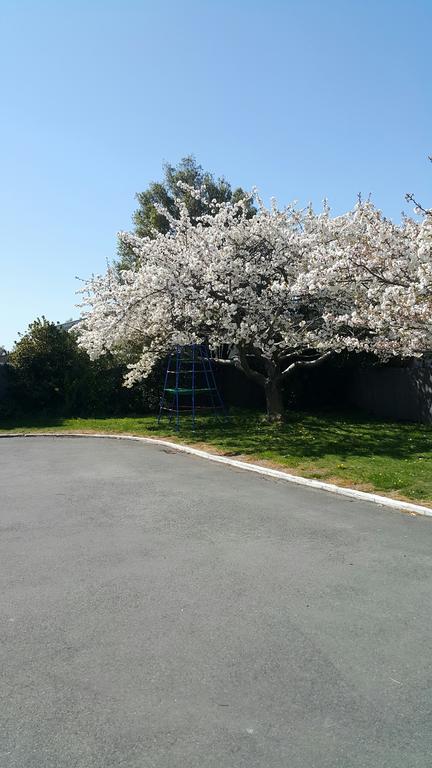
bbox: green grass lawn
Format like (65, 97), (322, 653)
(1, 409), (432, 506)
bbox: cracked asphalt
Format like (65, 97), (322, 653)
(1, 436), (431, 767)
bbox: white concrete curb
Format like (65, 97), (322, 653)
(3, 430), (432, 518)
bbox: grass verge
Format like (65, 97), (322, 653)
(1, 409), (432, 506)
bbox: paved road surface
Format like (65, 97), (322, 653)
(1, 436), (431, 767)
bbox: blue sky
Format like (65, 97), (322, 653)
(1, 0), (430, 348)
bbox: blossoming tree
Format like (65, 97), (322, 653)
(78, 190), (432, 420)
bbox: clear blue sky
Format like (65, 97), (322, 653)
(1, 0), (430, 349)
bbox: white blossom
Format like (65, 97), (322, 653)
(77, 189), (432, 416)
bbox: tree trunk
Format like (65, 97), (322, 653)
(264, 379), (284, 421)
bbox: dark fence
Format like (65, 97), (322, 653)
(215, 360), (432, 424)
(214, 360), (351, 412)
(214, 363), (265, 410)
(348, 366), (432, 424)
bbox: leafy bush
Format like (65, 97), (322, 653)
(0, 318), (161, 418)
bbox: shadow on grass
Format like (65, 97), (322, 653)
(2, 409), (432, 462)
(153, 409), (432, 461)
(0, 415), (69, 431)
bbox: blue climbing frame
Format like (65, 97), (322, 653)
(157, 344), (227, 430)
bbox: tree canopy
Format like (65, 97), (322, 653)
(117, 155), (255, 269)
(7, 318), (89, 413)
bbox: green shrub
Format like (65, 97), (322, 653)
(1, 318), (161, 418)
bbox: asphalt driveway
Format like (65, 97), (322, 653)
(1, 436), (431, 767)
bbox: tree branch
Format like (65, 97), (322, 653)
(217, 347), (266, 387)
(281, 351), (332, 378)
(212, 347), (266, 386)
(236, 346), (266, 387)
(405, 192), (431, 216)
(212, 357), (235, 366)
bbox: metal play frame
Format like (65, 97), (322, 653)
(157, 344), (227, 430)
